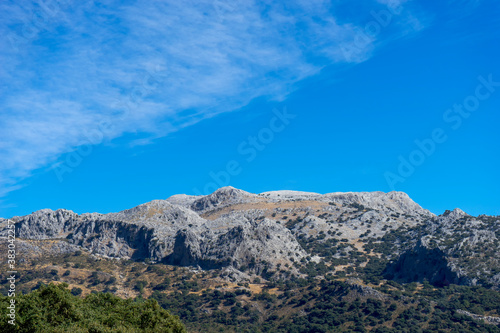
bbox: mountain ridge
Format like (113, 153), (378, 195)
(1, 187), (498, 289)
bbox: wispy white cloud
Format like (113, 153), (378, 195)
(0, 0), (428, 196)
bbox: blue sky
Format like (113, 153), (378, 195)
(1, 0), (499, 218)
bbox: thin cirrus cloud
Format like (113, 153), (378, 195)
(0, 0), (427, 197)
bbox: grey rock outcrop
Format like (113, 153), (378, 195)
(1, 187), (498, 287)
(190, 186), (259, 213)
(456, 310), (500, 326)
(384, 241), (468, 286)
(384, 208), (500, 288)
(0, 188), (306, 277)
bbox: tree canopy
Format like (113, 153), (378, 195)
(0, 283), (186, 333)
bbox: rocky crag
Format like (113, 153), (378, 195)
(1, 187), (498, 288)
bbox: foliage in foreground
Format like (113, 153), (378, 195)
(0, 283), (186, 333)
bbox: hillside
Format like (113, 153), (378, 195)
(1, 187), (499, 332)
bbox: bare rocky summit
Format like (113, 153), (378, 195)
(1, 186), (498, 288)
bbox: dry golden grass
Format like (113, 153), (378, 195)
(201, 200), (330, 220)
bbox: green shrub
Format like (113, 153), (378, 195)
(0, 283), (186, 332)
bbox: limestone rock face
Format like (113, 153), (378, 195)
(13, 209), (82, 239)
(165, 194), (201, 208)
(190, 186), (258, 212)
(384, 208), (500, 288)
(1, 188), (305, 275)
(323, 191), (433, 217)
(1, 187), (498, 287)
(384, 241), (468, 286)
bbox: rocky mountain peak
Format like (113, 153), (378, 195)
(26, 208), (76, 218)
(258, 190), (322, 201)
(4, 186), (499, 289)
(166, 194), (201, 208)
(112, 200), (175, 217)
(190, 186), (257, 212)
(323, 191), (433, 217)
(433, 208), (471, 228)
(446, 208), (469, 218)
(107, 200), (205, 228)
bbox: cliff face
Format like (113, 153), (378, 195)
(384, 241), (466, 286)
(1, 188), (309, 275)
(384, 208), (500, 288)
(1, 187), (499, 288)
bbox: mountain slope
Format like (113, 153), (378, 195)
(1, 187), (498, 290)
